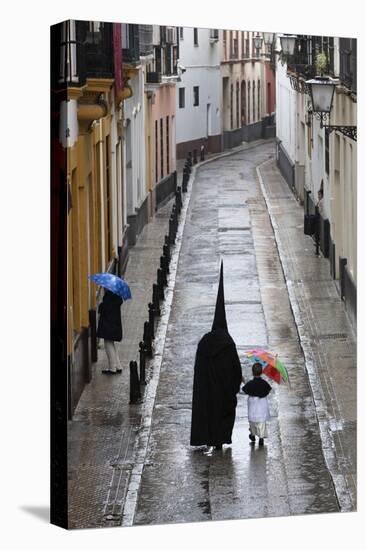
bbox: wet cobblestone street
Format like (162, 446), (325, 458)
(68, 140), (356, 529)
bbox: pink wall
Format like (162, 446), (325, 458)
(152, 84), (177, 183)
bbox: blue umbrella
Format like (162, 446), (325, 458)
(89, 273), (132, 300)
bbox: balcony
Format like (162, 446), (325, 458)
(146, 71), (161, 84)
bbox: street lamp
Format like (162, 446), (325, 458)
(306, 76), (357, 140)
(279, 34), (297, 56)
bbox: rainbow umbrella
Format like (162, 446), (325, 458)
(244, 349), (290, 385)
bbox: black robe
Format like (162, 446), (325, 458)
(96, 290), (123, 342)
(190, 328), (242, 446)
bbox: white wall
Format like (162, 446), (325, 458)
(123, 69), (146, 214)
(276, 58), (297, 162)
(176, 27), (221, 143)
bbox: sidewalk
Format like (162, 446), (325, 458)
(257, 159), (357, 511)
(68, 197), (175, 528)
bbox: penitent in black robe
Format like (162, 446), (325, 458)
(190, 262), (242, 447)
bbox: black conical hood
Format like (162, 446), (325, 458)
(211, 261), (228, 332)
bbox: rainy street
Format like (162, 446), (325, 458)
(128, 140), (356, 525)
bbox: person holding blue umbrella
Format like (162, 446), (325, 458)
(89, 273), (132, 374)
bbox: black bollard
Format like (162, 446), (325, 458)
(164, 235), (171, 256)
(163, 244), (170, 269)
(157, 268), (165, 300)
(177, 186), (182, 209)
(193, 149), (197, 164)
(169, 216), (175, 244)
(129, 360), (141, 404)
(152, 283), (161, 316)
(160, 256), (168, 285)
(200, 144), (205, 162)
(143, 321), (153, 357)
(148, 302), (155, 338)
(139, 342), (146, 385)
(187, 152), (192, 167)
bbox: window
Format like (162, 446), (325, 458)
(236, 81), (240, 128)
(155, 121), (158, 183)
(252, 81), (256, 122)
(245, 38), (250, 58)
(179, 87), (185, 108)
(155, 46), (161, 73)
(230, 84), (233, 129)
(247, 82), (251, 124)
(241, 80), (246, 125)
(257, 80), (260, 120)
(193, 86), (199, 106)
(166, 116), (170, 174)
(241, 32), (245, 58)
(325, 129), (330, 175)
(160, 118), (164, 179)
(179, 27), (184, 40)
(193, 27), (198, 46)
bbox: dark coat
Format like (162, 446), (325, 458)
(96, 290), (123, 342)
(190, 328), (242, 447)
(243, 377), (272, 398)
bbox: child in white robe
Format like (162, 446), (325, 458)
(242, 362), (272, 446)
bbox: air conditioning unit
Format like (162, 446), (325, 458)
(210, 29), (219, 41)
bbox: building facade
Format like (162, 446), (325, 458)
(220, 30), (276, 149)
(275, 35), (357, 327)
(176, 26), (222, 158)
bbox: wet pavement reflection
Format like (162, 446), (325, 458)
(134, 142), (347, 526)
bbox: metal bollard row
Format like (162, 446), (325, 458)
(130, 166), (187, 405)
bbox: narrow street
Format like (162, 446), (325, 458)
(130, 140), (355, 525)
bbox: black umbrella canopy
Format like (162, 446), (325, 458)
(211, 260), (228, 332)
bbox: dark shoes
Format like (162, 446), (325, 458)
(249, 434), (255, 443)
(258, 438), (264, 446)
(215, 444), (223, 450)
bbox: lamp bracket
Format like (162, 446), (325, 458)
(307, 110), (357, 141)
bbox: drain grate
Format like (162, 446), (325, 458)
(218, 227), (251, 232)
(317, 333), (349, 340)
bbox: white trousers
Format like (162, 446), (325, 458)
(249, 421), (268, 439)
(104, 340), (122, 372)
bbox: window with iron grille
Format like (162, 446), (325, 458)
(160, 118), (164, 179)
(241, 31), (245, 58)
(179, 87), (185, 108)
(179, 27), (184, 40)
(193, 86), (199, 107)
(193, 28), (198, 46)
(166, 116), (170, 174)
(257, 80), (260, 120)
